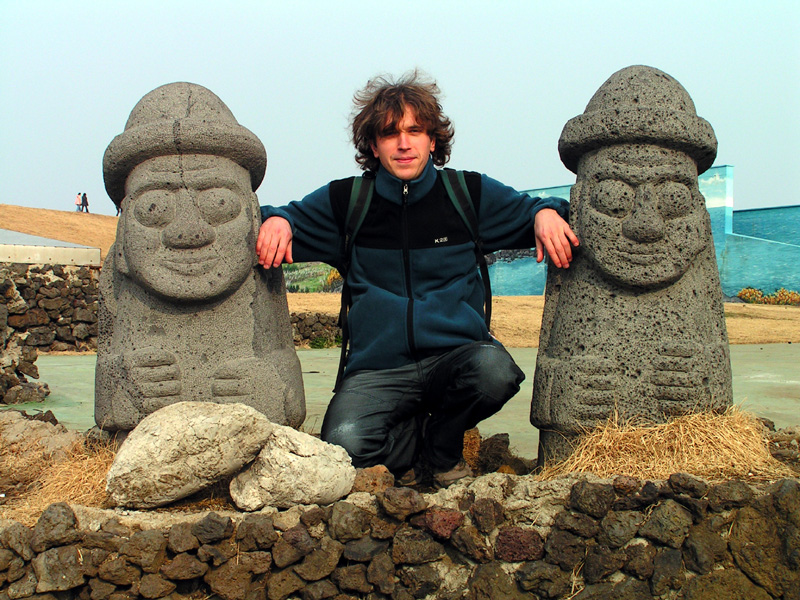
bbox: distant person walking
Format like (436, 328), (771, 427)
(81, 192), (89, 213)
(75, 193), (83, 212)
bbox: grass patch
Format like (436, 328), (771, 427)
(309, 333), (342, 349)
(284, 262), (337, 293)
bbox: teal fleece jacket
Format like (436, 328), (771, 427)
(262, 159), (568, 375)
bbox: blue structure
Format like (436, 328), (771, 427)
(489, 166), (800, 296)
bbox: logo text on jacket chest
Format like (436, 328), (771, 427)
(434, 236), (449, 244)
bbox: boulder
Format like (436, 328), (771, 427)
(229, 423), (355, 510)
(106, 401), (274, 508)
(2, 382), (49, 404)
(0, 410), (82, 461)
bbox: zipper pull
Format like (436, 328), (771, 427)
(403, 183), (409, 204)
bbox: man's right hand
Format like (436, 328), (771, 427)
(256, 216), (294, 268)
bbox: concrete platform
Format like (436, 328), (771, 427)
(0, 228), (101, 265)
(3, 345), (797, 460)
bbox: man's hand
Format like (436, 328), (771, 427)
(534, 208), (579, 268)
(256, 216), (293, 268)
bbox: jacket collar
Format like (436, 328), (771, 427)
(374, 158), (437, 204)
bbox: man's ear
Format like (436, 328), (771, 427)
(371, 142), (379, 158)
(430, 138), (435, 153)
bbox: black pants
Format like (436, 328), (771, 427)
(320, 341), (525, 474)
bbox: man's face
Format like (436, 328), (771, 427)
(371, 105), (435, 181)
(120, 154), (258, 302)
(575, 144), (710, 288)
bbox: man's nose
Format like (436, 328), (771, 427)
(622, 184), (666, 243)
(397, 131), (411, 149)
(160, 189), (216, 249)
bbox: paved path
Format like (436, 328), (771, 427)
(4, 345), (798, 459)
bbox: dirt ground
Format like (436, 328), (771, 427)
(288, 293), (800, 347)
(2, 204), (798, 346)
(0, 204), (118, 261)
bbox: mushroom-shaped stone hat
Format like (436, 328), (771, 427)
(559, 65), (717, 175)
(103, 82), (266, 206)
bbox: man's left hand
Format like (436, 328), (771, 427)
(534, 208), (579, 268)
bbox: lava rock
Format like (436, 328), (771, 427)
(494, 526), (545, 562)
(639, 499), (693, 548)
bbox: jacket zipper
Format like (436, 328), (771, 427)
(402, 183), (416, 355)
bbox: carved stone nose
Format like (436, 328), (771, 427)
(622, 184), (665, 243)
(161, 191), (216, 249)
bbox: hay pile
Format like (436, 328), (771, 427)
(538, 406), (796, 482)
(0, 438), (115, 526)
(1, 407), (795, 527)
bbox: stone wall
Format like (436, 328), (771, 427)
(290, 312), (341, 347)
(1, 263), (99, 403)
(1, 263), (100, 353)
(1, 474), (797, 600)
(1, 264), (341, 352)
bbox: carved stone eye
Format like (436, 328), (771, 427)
(196, 188), (242, 226)
(133, 190), (175, 228)
(591, 179), (634, 218)
(657, 182), (694, 219)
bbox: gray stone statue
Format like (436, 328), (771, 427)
(96, 82), (305, 432)
(531, 66), (732, 464)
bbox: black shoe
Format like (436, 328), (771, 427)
(433, 460), (474, 489)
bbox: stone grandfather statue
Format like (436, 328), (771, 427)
(531, 66), (732, 464)
(96, 82), (305, 432)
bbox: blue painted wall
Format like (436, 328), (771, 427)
(490, 166), (800, 296)
(719, 234), (800, 295)
(733, 205), (800, 243)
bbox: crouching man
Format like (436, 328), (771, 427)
(258, 72), (577, 487)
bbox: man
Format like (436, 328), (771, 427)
(257, 72), (577, 487)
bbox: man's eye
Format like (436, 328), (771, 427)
(196, 188), (242, 225)
(132, 191), (175, 227)
(591, 180), (634, 218)
(657, 182), (694, 219)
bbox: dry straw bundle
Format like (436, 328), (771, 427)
(538, 406), (796, 482)
(0, 438), (115, 527)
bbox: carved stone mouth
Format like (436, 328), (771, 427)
(161, 256), (219, 275)
(618, 248), (666, 265)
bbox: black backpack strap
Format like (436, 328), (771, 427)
(441, 169), (492, 330)
(334, 174), (374, 392)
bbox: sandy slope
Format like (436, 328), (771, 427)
(2, 204), (798, 346)
(1, 204), (118, 260)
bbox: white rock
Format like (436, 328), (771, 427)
(106, 401), (274, 508)
(230, 424), (356, 510)
(271, 505), (306, 531)
(343, 491), (380, 515)
(0, 410), (82, 461)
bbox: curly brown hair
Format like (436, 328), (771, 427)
(351, 70), (454, 172)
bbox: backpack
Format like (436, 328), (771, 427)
(333, 168), (491, 391)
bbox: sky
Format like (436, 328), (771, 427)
(1, 0), (798, 217)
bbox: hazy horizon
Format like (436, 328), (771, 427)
(2, 1), (797, 216)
